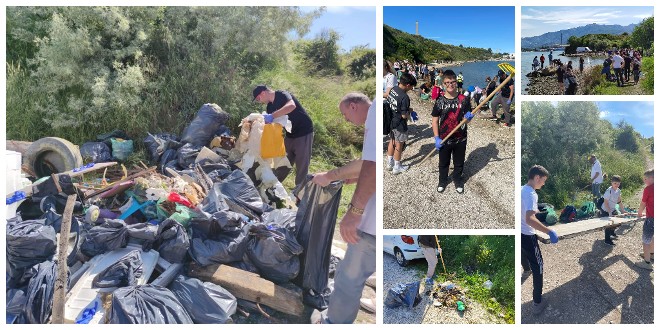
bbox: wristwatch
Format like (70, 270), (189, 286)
(347, 203), (364, 215)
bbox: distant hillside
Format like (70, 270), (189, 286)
(384, 25), (502, 63)
(522, 23), (637, 49)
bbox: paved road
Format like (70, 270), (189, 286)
(521, 223), (653, 324)
(383, 94), (515, 229)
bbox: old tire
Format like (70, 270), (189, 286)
(25, 137), (82, 177)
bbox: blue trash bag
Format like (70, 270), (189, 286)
(384, 281), (421, 308)
(110, 138), (134, 161)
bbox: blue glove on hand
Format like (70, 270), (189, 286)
(506, 99), (512, 105)
(263, 114), (274, 124)
(434, 136), (443, 150)
(464, 112), (474, 121)
(548, 230), (559, 244)
(411, 111), (419, 122)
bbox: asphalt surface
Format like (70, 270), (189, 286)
(383, 93), (516, 229)
(382, 252), (506, 324)
(520, 222), (654, 324)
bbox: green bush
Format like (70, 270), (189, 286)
(343, 46), (376, 80)
(293, 29), (342, 76)
(642, 56), (654, 94)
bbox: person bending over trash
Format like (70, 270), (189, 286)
(310, 92), (376, 324)
(253, 85), (314, 188)
(432, 69), (473, 194)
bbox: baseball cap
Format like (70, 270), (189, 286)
(252, 85), (268, 101)
(497, 69), (505, 76)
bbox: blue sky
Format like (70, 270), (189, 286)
(596, 101), (654, 138)
(522, 6), (654, 38)
(384, 6), (515, 54)
(298, 6), (376, 52)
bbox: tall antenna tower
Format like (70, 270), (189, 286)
(416, 21), (419, 35)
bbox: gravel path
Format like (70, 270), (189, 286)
(383, 93), (515, 229)
(521, 223), (654, 324)
(382, 252), (506, 324)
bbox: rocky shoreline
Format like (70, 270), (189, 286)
(524, 66), (593, 95)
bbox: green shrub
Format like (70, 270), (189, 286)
(642, 56), (654, 94)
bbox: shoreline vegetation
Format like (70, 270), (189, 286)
(426, 57), (514, 68)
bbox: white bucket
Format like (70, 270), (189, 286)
(6, 150), (28, 219)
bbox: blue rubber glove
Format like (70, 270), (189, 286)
(411, 111), (419, 122)
(464, 112), (474, 121)
(506, 99), (512, 105)
(548, 230), (559, 244)
(263, 114), (274, 124)
(434, 136), (443, 150)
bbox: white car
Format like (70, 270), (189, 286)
(384, 235), (438, 267)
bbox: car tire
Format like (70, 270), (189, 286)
(25, 137), (83, 177)
(394, 247), (409, 267)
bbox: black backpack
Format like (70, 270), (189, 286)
(560, 205), (577, 222)
(383, 100), (393, 136)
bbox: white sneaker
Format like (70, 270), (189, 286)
(437, 185), (446, 193)
(386, 160), (394, 171)
(360, 298), (376, 313)
(365, 274), (376, 288)
(392, 164), (409, 175)
(456, 187), (464, 194)
(310, 309), (325, 324)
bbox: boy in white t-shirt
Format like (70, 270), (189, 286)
(521, 165), (558, 316)
(602, 175), (625, 245)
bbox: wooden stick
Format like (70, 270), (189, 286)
(434, 235), (447, 274)
(50, 194), (77, 324)
(420, 72), (516, 165)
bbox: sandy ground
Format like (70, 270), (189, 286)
(382, 252), (506, 324)
(520, 221), (654, 324)
(383, 91), (516, 229)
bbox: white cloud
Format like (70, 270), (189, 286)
(599, 111), (609, 118)
(325, 6), (375, 14)
(633, 14), (653, 19)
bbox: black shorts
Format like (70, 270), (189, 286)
(457, 82), (463, 88)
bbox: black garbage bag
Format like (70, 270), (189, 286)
(385, 281), (421, 309)
(109, 285), (193, 324)
(293, 177), (343, 292)
(228, 253), (260, 274)
(126, 222), (158, 241)
(189, 222), (251, 266)
(38, 205), (82, 267)
(7, 220), (57, 287)
(264, 208), (297, 230)
(219, 170), (272, 219)
(214, 125), (232, 137)
(80, 142), (112, 163)
(143, 133), (182, 163)
(246, 224), (303, 284)
(177, 143), (200, 169)
(97, 129), (130, 145)
(159, 149), (179, 173)
(169, 275), (237, 324)
(24, 261), (63, 324)
(199, 159), (233, 183)
(80, 219), (129, 257)
(92, 250), (144, 288)
(153, 219), (190, 264)
(302, 283), (333, 310)
(7, 288), (28, 323)
(181, 103), (230, 147)
(32, 174), (78, 198)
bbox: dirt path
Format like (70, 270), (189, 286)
(383, 253), (506, 324)
(383, 91), (515, 229)
(520, 223), (653, 324)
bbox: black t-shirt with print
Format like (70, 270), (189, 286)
(266, 90), (314, 138)
(431, 94), (471, 141)
(386, 85), (410, 132)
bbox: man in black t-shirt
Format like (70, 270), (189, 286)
(385, 73), (416, 175)
(253, 85), (314, 187)
(432, 70), (473, 193)
(489, 70), (514, 127)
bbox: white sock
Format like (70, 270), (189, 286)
(394, 160), (401, 168)
(387, 155), (393, 164)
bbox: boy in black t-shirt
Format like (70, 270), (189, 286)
(386, 73), (417, 175)
(431, 70), (473, 193)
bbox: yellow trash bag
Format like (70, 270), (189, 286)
(261, 123), (286, 159)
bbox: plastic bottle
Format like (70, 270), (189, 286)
(457, 301), (465, 311)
